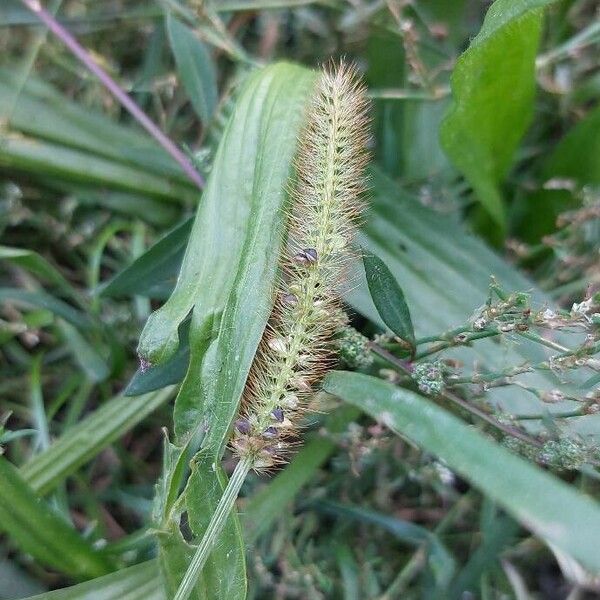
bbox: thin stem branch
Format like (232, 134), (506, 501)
(173, 456), (252, 600)
(19, 0), (205, 191)
(369, 342), (542, 448)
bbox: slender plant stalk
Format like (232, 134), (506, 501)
(173, 62), (370, 600)
(369, 342), (542, 448)
(172, 456), (252, 600)
(19, 0), (205, 190)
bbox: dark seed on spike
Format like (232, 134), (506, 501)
(271, 407), (284, 422)
(293, 248), (318, 264)
(304, 248), (318, 262)
(235, 418), (251, 435)
(262, 426), (279, 438)
(282, 293), (298, 306)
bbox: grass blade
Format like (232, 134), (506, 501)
(0, 457), (115, 578)
(166, 15), (218, 124)
(20, 387), (174, 495)
(23, 560), (164, 600)
(323, 370), (600, 573)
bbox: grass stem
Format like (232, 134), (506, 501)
(173, 456), (252, 600)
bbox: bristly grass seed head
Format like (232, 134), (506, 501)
(231, 62), (370, 470)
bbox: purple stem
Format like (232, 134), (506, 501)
(20, 0), (205, 190)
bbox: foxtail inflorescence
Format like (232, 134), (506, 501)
(231, 62), (370, 470)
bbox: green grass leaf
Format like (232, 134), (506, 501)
(20, 387), (174, 496)
(316, 501), (455, 588)
(56, 319), (110, 383)
(0, 134), (193, 202)
(440, 0), (557, 227)
(0, 68), (193, 184)
(362, 251), (415, 349)
(166, 15), (218, 124)
(152, 62), (316, 600)
(23, 560), (164, 600)
(0, 246), (77, 298)
(0, 457), (116, 579)
(100, 218), (193, 300)
(323, 371), (600, 573)
(0, 288), (91, 329)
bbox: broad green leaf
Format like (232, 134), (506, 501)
(440, 0), (557, 227)
(166, 16), (218, 124)
(178, 63), (315, 456)
(24, 560), (164, 600)
(20, 387), (174, 496)
(0, 457), (115, 579)
(323, 371), (600, 573)
(153, 63), (316, 600)
(362, 251), (415, 348)
(100, 218), (193, 300)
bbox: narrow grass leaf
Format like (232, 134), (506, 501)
(447, 513), (519, 599)
(0, 134), (194, 203)
(542, 104), (600, 184)
(23, 560), (165, 600)
(323, 371), (600, 573)
(100, 218), (193, 300)
(20, 387), (174, 496)
(0, 246), (76, 297)
(166, 15), (218, 124)
(0, 288), (90, 329)
(0, 67), (193, 184)
(0, 457), (115, 578)
(316, 501), (455, 587)
(57, 319), (110, 382)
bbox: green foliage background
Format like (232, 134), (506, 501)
(0, 0), (598, 598)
